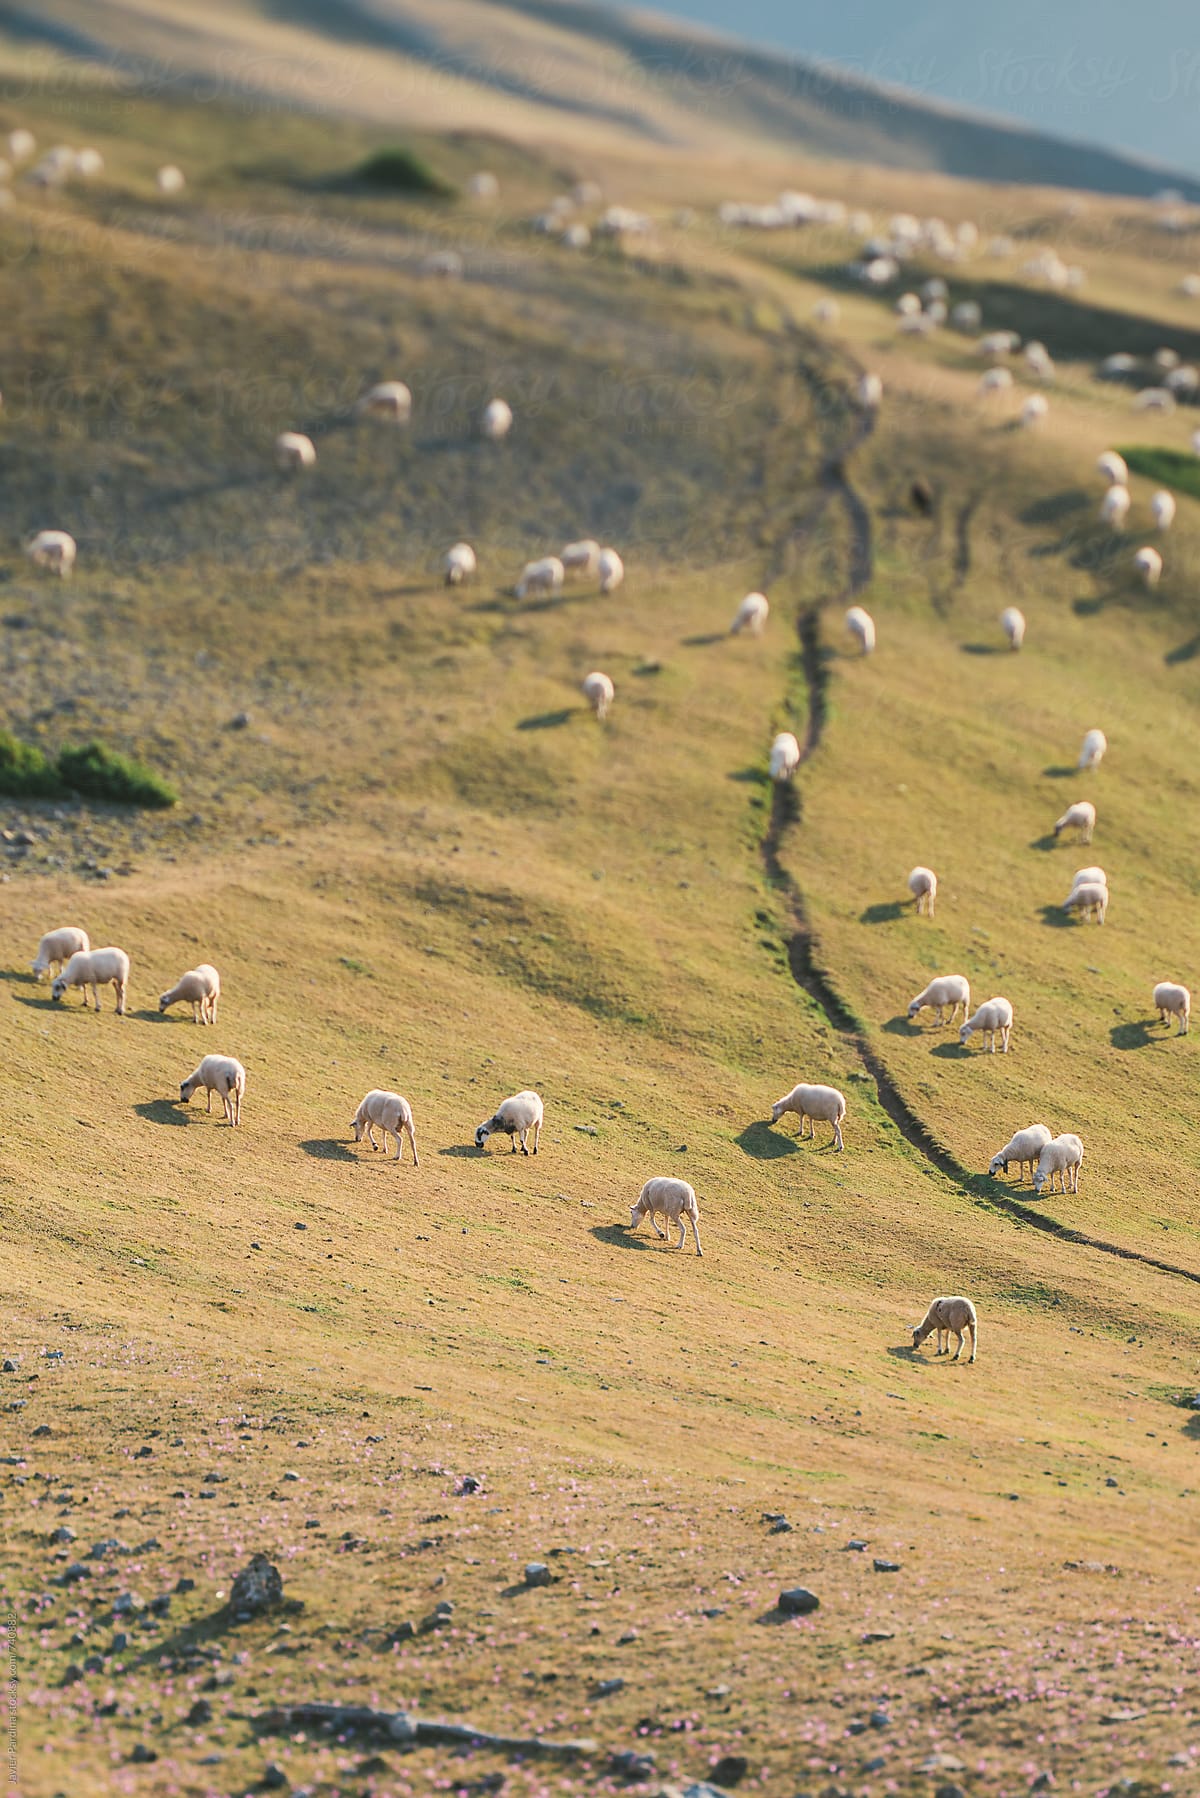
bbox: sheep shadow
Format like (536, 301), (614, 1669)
(682, 632), (727, 647)
(11, 994), (62, 1010)
(1020, 489), (1088, 527)
(299, 1138), (356, 1161)
(134, 1099), (188, 1127)
(1071, 594), (1109, 618)
(590, 1223), (652, 1250)
(1181, 1412), (1200, 1440)
(129, 1008), (177, 1024)
(859, 900), (906, 925)
(881, 1016), (922, 1036)
(728, 766), (769, 786)
(1028, 833), (1060, 852)
(886, 1344), (923, 1363)
(1165, 634), (1200, 666)
(516, 708), (576, 731)
(0, 969), (37, 986)
(960, 642), (1003, 656)
(930, 1042), (971, 1059)
(1038, 903), (1075, 928)
(1042, 765), (1077, 780)
(1110, 1019), (1156, 1050)
(736, 1120), (798, 1159)
(438, 1143), (482, 1158)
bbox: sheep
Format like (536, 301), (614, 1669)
(1062, 880), (1108, 925)
(582, 671), (614, 720)
(443, 542), (476, 586)
(421, 249), (464, 279)
(769, 732), (800, 782)
(950, 300), (981, 330)
(1000, 605), (1025, 649)
(1099, 354), (1135, 380)
(959, 996), (1013, 1053)
(275, 431), (315, 471)
(1151, 490), (1176, 530)
(1097, 450), (1128, 486)
(907, 974), (970, 1027)
(156, 164), (185, 194)
(351, 1089), (419, 1164)
(180, 1053), (245, 1126)
(74, 148), (103, 178)
(1020, 395), (1049, 427)
(31, 926), (90, 980)
(896, 292), (921, 318)
(911, 1295), (977, 1363)
(730, 591), (769, 636)
(561, 539), (600, 577)
(769, 1082), (846, 1151)
(51, 947), (130, 1015)
(597, 548), (624, 594)
(813, 298), (840, 324)
(978, 366), (1013, 396)
(845, 605), (875, 654)
(1033, 1133), (1084, 1196)
(989, 1123), (1053, 1182)
(1078, 728), (1107, 770)
(1153, 981), (1191, 1035)
(908, 865), (937, 917)
(1133, 546), (1163, 588)
(1070, 865), (1107, 891)
(1134, 387), (1175, 412)
(515, 556), (564, 600)
(475, 1089), (543, 1155)
(562, 222), (590, 250)
(855, 372), (883, 409)
(159, 964), (220, 1025)
(1100, 485), (1130, 527)
(356, 381), (412, 424)
(481, 398), (513, 440)
(1053, 800), (1095, 844)
(25, 529), (76, 576)
(628, 1176), (703, 1256)
(467, 171), (499, 199)
(7, 129), (34, 162)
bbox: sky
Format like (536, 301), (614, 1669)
(610, 0), (1200, 177)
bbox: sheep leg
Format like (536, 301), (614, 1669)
(675, 1218), (686, 1249)
(831, 1118), (844, 1152)
(389, 1128), (402, 1161)
(532, 1120), (540, 1154)
(800, 1114), (812, 1140)
(205, 1088), (213, 1113)
(951, 1330), (963, 1362)
(233, 1087), (242, 1126)
(116, 981), (126, 1017)
(690, 1213), (703, 1257)
(1001, 1026), (1010, 1053)
(366, 1123), (380, 1150)
(406, 1124), (420, 1168)
(518, 1127), (530, 1155)
(650, 1213), (667, 1240)
(89, 982), (101, 1012)
(967, 1322), (977, 1363)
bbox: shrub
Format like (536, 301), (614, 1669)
(1118, 445), (1200, 501)
(0, 730), (61, 798)
(56, 741), (178, 808)
(352, 147), (456, 199)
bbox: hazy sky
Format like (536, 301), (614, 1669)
(613, 0), (1200, 175)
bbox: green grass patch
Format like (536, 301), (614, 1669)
(1118, 445), (1200, 499)
(0, 736), (177, 807)
(351, 147), (456, 198)
(0, 730), (61, 799)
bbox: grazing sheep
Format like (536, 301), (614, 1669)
(51, 947), (130, 1015)
(356, 381), (412, 424)
(25, 529), (76, 576)
(1078, 728), (1107, 770)
(907, 974), (970, 1027)
(908, 865), (937, 917)
(1054, 800), (1095, 844)
(275, 431), (315, 471)
(769, 1082), (846, 1151)
(989, 1123), (1053, 1182)
(421, 249), (463, 279)
(911, 1295), (977, 1363)
(1070, 865), (1107, 891)
(1097, 450), (1128, 486)
(7, 129), (34, 162)
(855, 372), (883, 409)
(628, 1176), (703, 1255)
(1134, 387), (1175, 412)
(1133, 546), (1163, 588)
(481, 398), (513, 440)
(1000, 605), (1026, 649)
(1153, 981), (1190, 1034)
(731, 591), (769, 635)
(597, 548), (624, 594)
(1100, 485), (1130, 527)
(1152, 490), (1176, 530)
(582, 670), (614, 720)
(950, 300), (982, 330)
(845, 605), (875, 654)
(1021, 394), (1049, 427)
(475, 1089), (543, 1155)
(180, 1053), (245, 1126)
(561, 539), (600, 577)
(959, 996), (1013, 1053)
(769, 732), (800, 782)
(156, 164), (184, 194)
(159, 964), (220, 1025)
(351, 1089), (419, 1164)
(515, 556), (564, 600)
(978, 366), (1013, 396)
(443, 542), (476, 587)
(1062, 880), (1108, 925)
(74, 148), (103, 178)
(467, 171), (499, 199)
(31, 926), (90, 980)
(1033, 1133), (1084, 1196)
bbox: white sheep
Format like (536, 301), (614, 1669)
(1099, 354), (1135, 380)
(959, 996), (1013, 1053)
(1062, 880), (1108, 925)
(51, 947), (130, 1015)
(443, 542), (477, 586)
(561, 539), (600, 577)
(1134, 387), (1175, 412)
(159, 964), (220, 1025)
(515, 556), (564, 600)
(275, 432), (315, 471)
(769, 1082), (846, 1151)
(597, 548), (624, 594)
(74, 148), (103, 178)
(1078, 728), (1107, 770)
(1033, 1133), (1083, 1196)
(356, 381), (412, 424)
(1053, 800), (1095, 844)
(1096, 450), (1128, 486)
(351, 1089), (419, 1164)
(988, 1123), (1053, 1182)
(769, 732), (800, 782)
(1000, 605), (1025, 649)
(1070, 865), (1107, 891)
(855, 372), (883, 409)
(1020, 395), (1049, 427)
(7, 129), (34, 162)
(1133, 546), (1163, 588)
(180, 1053), (245, 1126)
(628, 1176), (703, 1255)
(1100, 485), (1130, 527)
(31, 926), (90, 980)
(467, 171), (499, 199)
(25, 529), (76, 576)
(1151, 490), (1176, 530)
(907, 974), (970, 1027)
(475, 1089), (543, 1155)
(911, 1295), (977, 1363)
(730, 591), (769, 635)
(582, 671), (614, 720)
(813, 298), (840, 324)
(845, 605), (875, 654)
(908, 865), (937, 917)
(978, 366), (1013, 396)
(156, 165), (185, 194)
(421, 249), (463, 279)
(481, 398), (513, 440)
(1153, 981), (1191, 1035)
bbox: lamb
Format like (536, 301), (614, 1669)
(1096, 450), (1128, 486)
(1151, 490), (1176, 530)
(1100, 485), (1130, 527)
(351, 1089), (419, 1164)
(561, 539), (600, 577)
(989, 1123), (1053, 1182)
(597, 548), (624, 594)
(769, 732), (800, 782)
(1053, 800), (1095, 844)
(25, 529), (76, 576)
(275, 432), (316, 471)
(443, 542), (477, 586)
(515, 556), (564, 600)
(911, 1296), (977, 1363)
(731, 592), (769, 636)
(1078, 728), (1107, 770)
(628, 1176), (703, 1256)
(1152, 980), (1190, 1034)
(1000, 605), (1026, 649)
(1062, 880), (1107, 925)
(156, 164), (185, 194)
(1020, 395), (1049, 426)
(356, 381), (412, 424)
(978, 366), (1013, 395)
(959, 996), (1013, 1053)
(475, 1089), (543, 1155)
(582, 671), (614, 720)
(907, 974), (970, 1027)
(1133, 546), (1163, 588)
(159, 964), (220, 1025)
(1033, 1133), (1083, 1196)
(180, 1054), (245, 1126)
(845, 605), (875, 654)
(769, 1082), (846, 1151)
(908, 865), (937, 917)
(481, 398), (513, 440)
(855, 372), (883, 409)
(51, 947), (129, 1014)
(31, 926), (90, 980)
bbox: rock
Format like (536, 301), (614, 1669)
(710, 1755), (748, 1786)
(58, 1563), (90, 1585)
(869, 1709), (889, 1728)
(769, 1519), (793, 1534)
(594, 1678), (625, 1696)
(846, 1539), (868, 1552)
(89, 1539), (120, 1559)
(230, 1554), (283, 1618)
(83, 1655), (104, 1674)
(186, 1698), (213, 1725)
(61, 1664), (83, 1686)
(935, 1787), (966, 1798)
(523, 1562), (552, 1587)
(112, 1593), (143, 1616)
(176, 1576), (196, 1594)
(150, 1595), (171, 1616)
(706, 1685), (731, 1699)
(873, 1558), (901, 1573)
(49, 1526), (75, 1544)
(700, 1607), (724, 1619)
(863, 1757), (887, 1774)
(1105, 1477), (1119, 1487)
(617, 1628), (638, 1643)
(32, 1424), (51, 1438)
(861, 1630), (894, 1643)
(110, 1632), (128, 1653)
(129, 1745), (158, 1764)
(1030, 1776), (1056, 1791)
(229, 712), (251, 730)
(777, 1586), (820, 1616)
(920, 1754), (965, 1773)
(2, 1358), (19, 1373)
(388, 1712), (417, 1743)
(457, 1474), (482, 1495)
(387, 1621), (415, 1643)
(612, 1749), (657, 1780)
(260, 1764), (289, 1790)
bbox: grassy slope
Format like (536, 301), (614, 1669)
(0, 73), (1199, 1798)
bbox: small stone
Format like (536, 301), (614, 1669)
(778, 1586), (820, 1616)
(282, 1471), (299, 1482)
(1030, 1776), (1056, 1792)
(32, 1424), (51, 1438)
(700, 1607), (725, 1619)
(260, 1764), (288, 1791)
(1105, 1477), (1119, 1488)
(49, 1526), (75, 1545)
(387, 1620), (415, 1643)
(229, 712), (251, 730)
(61, 1664), (83, 1686)
(112, 1593), (143, 1616)
(110, 1632), (128, 1653)
(935, 1786), (966, 1798)
(920, 1754), (965, 1774)
(869, 1709), (889, 1728)
(769, 1519), (793, 1534)
(873, 1558), (901, 1573)
(186, 1698), (212, 1725)
(862, 1630), (894, 1643)
(457, 1474), (482, 1495)
(617, 1627), (638, 1643)
(846, 1539), (868, 1552)
(710, 1755), (749, 1786)
(176, 1576), (196, 1594)
(611, 1749), (657, 1780)
(83, 1655), (104, 1674)
(706, 1684), (731, 1699)
(1, 1358), (19, 1373)
(129, 1744), (158, 1764)
(229, 1554), (283, 1617)
(150, 1594), (171, 1616)
(594, 1678), (625, 1696)
(524, 1562), (552, 1587)
(388, 1712), (417, 1742)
